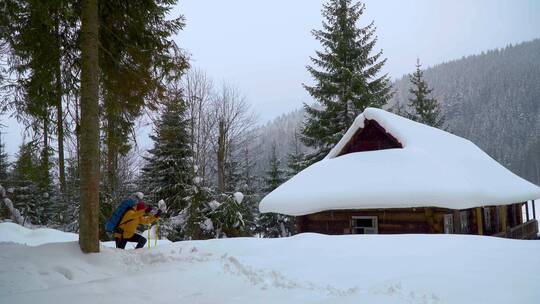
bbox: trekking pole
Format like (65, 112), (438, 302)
(147, 225), (151, 249)
(154, 221), (158, 247)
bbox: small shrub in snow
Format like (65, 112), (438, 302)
(211, 193), (252, 238)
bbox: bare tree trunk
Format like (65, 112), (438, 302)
(217, 120), (226, 192)
(55, 14), (66, 194)
(211, 83), (255, 192)
(41, 114), (50, 189)
(75, 94), (80, 166)
(56, 81), (66, 193)
(79, 0), (100, 253)
(105, 120), (118, 198)
(183, 69), (214, 184)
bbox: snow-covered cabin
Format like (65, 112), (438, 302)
(260, 108), (540, 239)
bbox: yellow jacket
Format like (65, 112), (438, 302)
(114, 209), (158, 239)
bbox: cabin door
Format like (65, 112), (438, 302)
(351, 216), (378, 234)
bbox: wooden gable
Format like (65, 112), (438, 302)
(336, 119), (402, 157)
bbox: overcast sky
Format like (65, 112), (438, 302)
(2, 0), (540, 158)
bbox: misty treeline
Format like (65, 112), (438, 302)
(0, 0), (444, 240)
(392, 39), (540, 185)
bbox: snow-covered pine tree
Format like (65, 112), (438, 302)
(0, 133), (9, 183)
(0, 133), (10, 220)
(302, 0), (392, 164)
(224, 155), (242, 193)
(285, 131), (307, 179)
(10, 142), (47, 225)
(61, 157), (80, 232)
(213, 192), (251, 237)
(407, 58), (444, 128)
(37, 144), (59, 228)
(140, 94), (192, 215)
(180, 172), (218, 240)
(257, 145), (295, 237)
(262, 145), (286, 198)
(286, 151), (306, 179)
(234, 146), (258, 234)
(389, 93), (407, 116)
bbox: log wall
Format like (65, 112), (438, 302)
(296, 203), (530, 239)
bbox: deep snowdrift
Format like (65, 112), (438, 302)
(1, 222), (539, 303)
(0, 222), (78, 246)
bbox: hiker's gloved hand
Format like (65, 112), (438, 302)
(145, 206), (153, 213)
(155, 210), (162, 218)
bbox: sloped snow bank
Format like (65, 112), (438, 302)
(1, 224), (540, 303)
(0, 222), (78, 246)
(0, 222), (171, 248)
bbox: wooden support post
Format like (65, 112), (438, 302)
(425, 207), (435, 233)
(453, 210), (461, 233)
(516, 204), (523, 224)
(525, 201), (530, 222)
(494, 207), (499, 233)
(499, 205), (507, 234)
(533, 200), (536, 220)
(512, 204), (518, 227)
(476, 207), (483, 235)
(295, 216), (304, 234)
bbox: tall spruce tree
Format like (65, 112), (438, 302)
(236, 146), (258, 234)
(99, 0), (188, 200)
(407, 58), (444, 128)
(257, 145), (294, 237)
(0, 0), (76, 197)
(1, 0), (57, 197)
(62, 156), (80, 231)
(140, 95), (192, 215)
(302, 0), (392, 163)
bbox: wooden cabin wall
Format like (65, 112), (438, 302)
(296, 203), (528, 237)
(297, 208), (450, 235)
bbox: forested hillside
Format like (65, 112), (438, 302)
(259, 39), (540, 185)
(252, 109), (309, 176)
(392, 39), (540, 185)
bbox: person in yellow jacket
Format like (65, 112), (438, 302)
(114, 201), (161, 249)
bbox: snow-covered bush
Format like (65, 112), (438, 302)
(210, 192), (254, 238)
(256, 212), (295, 238)
(0, 184), (31, 227)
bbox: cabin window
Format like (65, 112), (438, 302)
(460, 211), (469, 233)
(484, 208), (492, 231)
(444, 214), (453, 234)
(351, 216), (378, 234)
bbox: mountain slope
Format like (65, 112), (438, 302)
(392, 39), (540, 185)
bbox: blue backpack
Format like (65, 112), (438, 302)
(105, 198), (137, 233)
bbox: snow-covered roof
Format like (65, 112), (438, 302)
(259, 108), (540, 216)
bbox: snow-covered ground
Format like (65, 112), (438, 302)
(1, 222), (540, 304)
